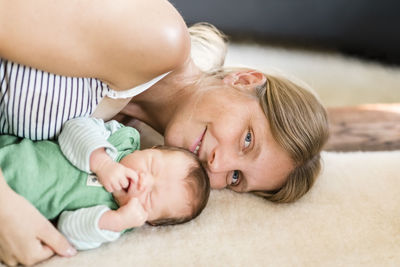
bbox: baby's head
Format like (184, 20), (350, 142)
(115, 145), (210, 226)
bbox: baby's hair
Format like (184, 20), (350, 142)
(148, 145), (210, 226)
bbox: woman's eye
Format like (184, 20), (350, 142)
(244, 131), (252, 148)
(230, 170), (240, 186)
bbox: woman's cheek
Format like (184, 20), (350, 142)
(163, 132), (182, 148)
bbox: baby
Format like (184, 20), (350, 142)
(0, 118), (209, 251)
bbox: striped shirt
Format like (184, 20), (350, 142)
(0, 58), (169, 140)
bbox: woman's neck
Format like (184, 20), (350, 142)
(126, 59), (202, 134)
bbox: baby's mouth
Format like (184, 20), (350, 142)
(125, 178), (136, 194)
(124, 181), (131, 193)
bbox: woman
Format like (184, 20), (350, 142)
(0, 0), (329, 265)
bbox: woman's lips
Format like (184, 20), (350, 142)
(190, 127), (207, 156)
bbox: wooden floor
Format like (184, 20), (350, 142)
(325, 104), (400, 151)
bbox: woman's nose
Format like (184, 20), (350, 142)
(206, 147), (234, 189)
(207, 145), (232, 173)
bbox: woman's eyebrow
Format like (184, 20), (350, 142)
(241, 128), (262, 192)
(240, 176), (249, 192)
(249, 118), (260, 155)
(251, 127), (262, 159)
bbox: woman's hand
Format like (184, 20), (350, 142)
(0, 169), (76, 266)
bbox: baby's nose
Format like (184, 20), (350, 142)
(137, 172), (154, 193)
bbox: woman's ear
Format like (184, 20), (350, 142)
(223, 70), (266, 89)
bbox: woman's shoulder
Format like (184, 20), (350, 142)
(96, 0), (191, 89)
(0, 0), (190, 90)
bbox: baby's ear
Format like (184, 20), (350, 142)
(223, 70), (266, 90)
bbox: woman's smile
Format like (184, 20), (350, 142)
(191, 126), (207, 156)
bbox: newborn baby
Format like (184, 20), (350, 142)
(0, 118), (209, 250)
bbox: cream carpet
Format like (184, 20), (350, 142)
(6, 43), (400, 267)
(225, 43), (400, 106)
(37, 151), (400, 267)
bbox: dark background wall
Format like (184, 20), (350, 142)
(170, 0), (400, 65)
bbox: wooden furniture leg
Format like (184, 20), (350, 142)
(325, 104), (400, 151)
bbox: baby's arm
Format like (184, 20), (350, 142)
(57, 206), (121, 250)
(98, 198), (148, 232)
(58, 117), (137, 192)
(58, 200), (147, 250)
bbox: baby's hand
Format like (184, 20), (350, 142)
(119, 198), (148, 228)
(96, 161), (138, 193)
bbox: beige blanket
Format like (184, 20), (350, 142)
(36, 151), (400, 267)
(4, 43), (400, 267)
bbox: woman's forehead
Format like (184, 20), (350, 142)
(200, 85), (260, 111)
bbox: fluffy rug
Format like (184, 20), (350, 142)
(36, 151), (400, 267)
(225, 43), (400, 107)
(4, 43), (400, 267)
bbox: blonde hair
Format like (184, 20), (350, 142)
(188, 22), (228, 72)
(205, 68), (329, 203)
(188, 22), (329, 203)
(253, 74), (329, 203)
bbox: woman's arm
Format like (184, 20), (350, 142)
(0, 0), (190, 90)
(0, 169), (76, 266)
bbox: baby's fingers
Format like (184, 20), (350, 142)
(125, 169), (139, 183)
(127, 198), (148, 226)
(119, 176), (130, 189)
(103, 182), (114, 193)
(111, 179), (125, 192)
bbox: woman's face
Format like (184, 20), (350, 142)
(164, 72), (294, 192)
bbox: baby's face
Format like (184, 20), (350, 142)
(113, 148), (193, 222)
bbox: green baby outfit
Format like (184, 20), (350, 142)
(0, 125), (140, 220)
